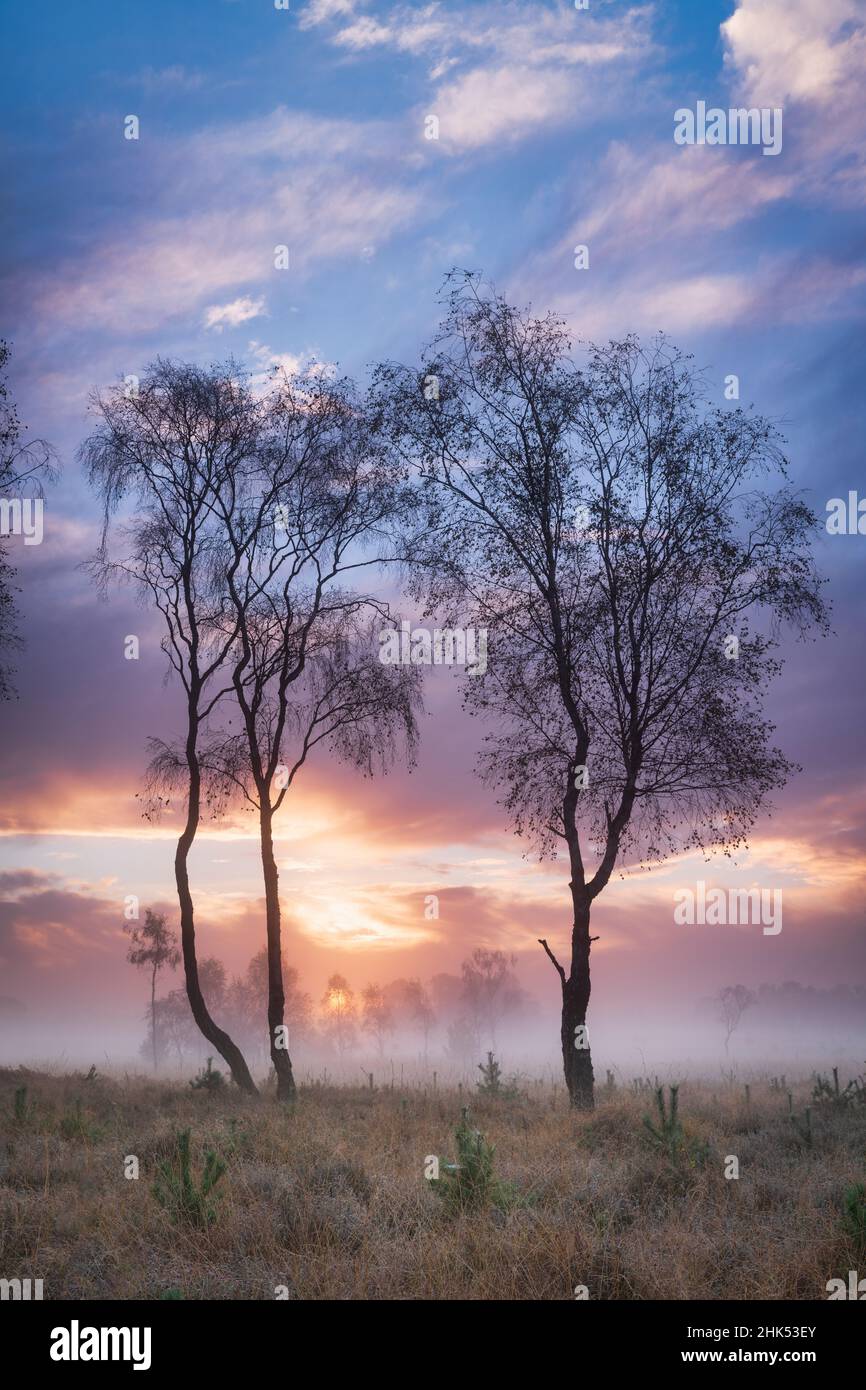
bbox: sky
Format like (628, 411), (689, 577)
(1, 0), (864, 1069)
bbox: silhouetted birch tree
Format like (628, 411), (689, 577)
(372, 273), (827, 1108)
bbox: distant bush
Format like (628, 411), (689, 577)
(812, 1066), (866, 1109)
(476, 1051), (524, 1099)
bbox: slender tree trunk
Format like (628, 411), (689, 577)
(561, 889), (594, 1110)
(176, 733), (258, 1094)
(541, 882), (595, 1110)
(151, 963), (157, 1072)
(260, 801), (296, 1101)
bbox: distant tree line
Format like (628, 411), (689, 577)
(129, 928), (533, 1074)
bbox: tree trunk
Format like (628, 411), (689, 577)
(563, 888), (595, 1109)
(541, 884), (595, 1110)
(260, 802), (296, 1101)
(176, 739), (258, 1094)
(151, 963), (157, 1072)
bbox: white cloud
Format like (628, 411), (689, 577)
(248, 341), (306, 375)
(303, 0), (655, 153)
(247, 341), (306, 390)
(426, 6), (652, 153)
(430, 4), (653, 152)
(299, 0), (361, 30)
(184, 106), (386, 167)
(638, 274), (754, 332)
(248, 340), (338, 381)
(579, 142), (795, 252)
(29, 108), (424, 336)
(334, 16), (393, 48)
(314, 0), (650, 65)
(722, 0), (865, 106)
(429, 55), (458, 81)
(432, 64), (579, 151)
(308, 0), (448, 52)
(520, 251), (866, 344)
(204, 296), (266, 332)
(721, 0), (866, 202)
(511, 1), (866, 342)
(525, 272), (753, 342)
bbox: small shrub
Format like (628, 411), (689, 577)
(848, 1076), (866, 1106)
(59, 1099), (100, 1141)
(432, 1107), (518, 1214)
(223, 1116), (254, 1158)
(644, 1085), (683, 1159)
(813, 1066), (866, 1109)
(13, 1085), (28, 1124)
(477, 1052), (503, 1095)
(813, 1068), (843, 1105)
(153, 1128), (226, 1227)
(189, 1057), (226, 1094)
(476, 1052), (522, 1099)
(643, 1085), (709, 1167)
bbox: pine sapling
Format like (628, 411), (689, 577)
(431, 1107), (517, 1213)
(190, 1057), (226, 1094)
(153, 1128), (226, 1227)
(644, 1084), (684, 1160)
(476, 1052), (521, 1099)
(59, 1099), (100, 1141)
(813, 1064), (866, 1110)
(13, 1085), (28, 1124)
(477, 1052), (503, 1096)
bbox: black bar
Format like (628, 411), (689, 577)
(4, 1297), (859, 1375)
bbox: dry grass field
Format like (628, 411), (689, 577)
(1, 1064), (865, 1300)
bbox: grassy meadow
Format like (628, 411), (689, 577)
(2, 1064), (865, 1301)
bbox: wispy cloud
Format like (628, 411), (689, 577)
(299, 0), (361, 29)
(204, 295), (266, 332)
(134, 64), (205, 92)
(304, 0), (656, 151)
(24, 108), (424, 338)
(514, 0), (866, 337)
